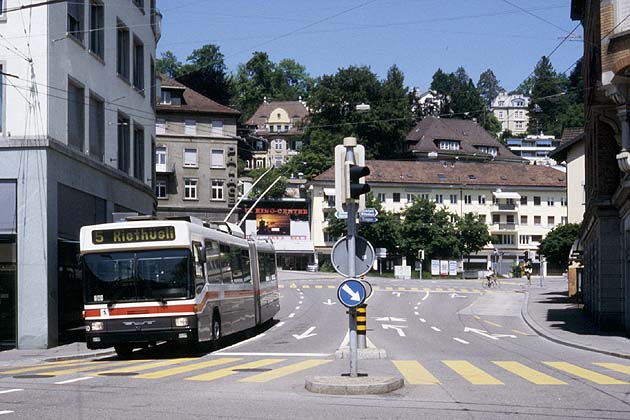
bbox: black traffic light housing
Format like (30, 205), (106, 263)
(348, 164), (371, 199)
(523, 251), (529, 262)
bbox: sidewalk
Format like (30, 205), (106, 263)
(522, 277), (630, 359)
(0, 342), (115, 368)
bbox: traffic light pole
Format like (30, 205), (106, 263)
(345, 139), (359, 378)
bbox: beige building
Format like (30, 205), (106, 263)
(492, 93), (530, 135)
(309, 160), (567, 274)
(155, 77), (241, 222)
(244, 100), (309, 169)
(550, 128), (585, 224)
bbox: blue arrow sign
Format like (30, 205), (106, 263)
(359, 216), (378, 224)
(337, 279), (366, 308)
(359, 207), (378, 218)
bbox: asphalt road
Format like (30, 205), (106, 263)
(1, 271), (630, 419)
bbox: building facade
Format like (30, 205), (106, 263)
(0, 0), (160, 349)
(310, 160), (567, 275)
(550, 128), (586, 224)
(244, 100), (309, 169)
(492, 93), (530, 135)
(155, 77), (240, 222)
(571, 0), (630, 332)
(506, 134), (561, 165)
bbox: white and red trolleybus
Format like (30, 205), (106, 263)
(79, 217), (279, 357)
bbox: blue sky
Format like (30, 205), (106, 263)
(157, 0), (582, 92)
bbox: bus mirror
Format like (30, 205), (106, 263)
(198, 245), (207, 264)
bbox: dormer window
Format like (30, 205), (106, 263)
(160, 90), (171, 105)
(438, 140), (460, 151)
(477, 146), (497, 157)
(498, 101), (504, 106)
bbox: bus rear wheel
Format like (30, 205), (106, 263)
(211, 316), (222, 350)
(114, 344), (134, 358)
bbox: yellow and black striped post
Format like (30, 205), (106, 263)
(357, 304), (367, 349)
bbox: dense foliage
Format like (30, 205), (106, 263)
(538, 223), (581, 270)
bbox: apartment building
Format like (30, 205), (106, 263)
(155, 76), (240, 222)
(549, 127), (585, 224)
(492, 92), (530, 135)
(506, 134), (561, 165)
(244, 100), (309, 169)
(0, 0), (160, 349)
(309, 160), (567, 275)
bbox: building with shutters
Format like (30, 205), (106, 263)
(491, 92), (530, 135)
(155, 76), (241, 222)
(0, 0), (160, 349)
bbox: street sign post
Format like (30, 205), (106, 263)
(331, 235), (375, 277)
(358, 208), (378, 218)
(337, 279), (367, 308)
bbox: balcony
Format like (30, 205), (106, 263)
(491, 203), (517, 212)
(156, 162), (176, 175)
(491, 223), (518, 231)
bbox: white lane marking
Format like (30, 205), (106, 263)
(214, 333), (267, 353)
(323, 299), (336, 306)
(417, 301), (422, 305)
(413, 306), (418, 310)
(374, 317), (407, 322)
(419, 318), (426, 323)
(338, 330), (379, 349)
(0, 411), (14, 415)
(295, 306), (301, 310)
(450, 293), (467, 299)
(298, 301), (303, 304)
(382, 324), (407, 337)
(292, 326), (317, 340)
(274, 322), (285, 328)
(296, 289), (301, 292)
(414, 312), (419, 316)
(453, 338), (469, 344)
(422, 291), (430, 301)
(0, 389), (23, 394)
(288, 313), (295, 318)
(392, 291), (401, 297)
(431, 326), (441, 332)
(216, 352), (330, 357)
(55, 377), (93, 385)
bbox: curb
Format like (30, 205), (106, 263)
(305, 375), (404, 395)
(44, 349), (117, 363)
(521, 291), (630, 360)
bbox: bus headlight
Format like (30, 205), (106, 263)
(90, 322), (104, 331)
(174, 317), (189, 327)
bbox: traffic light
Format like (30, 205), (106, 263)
(345, 162), (371, 199)
(523, 250), (529, 262)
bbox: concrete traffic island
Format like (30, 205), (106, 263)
(305, 375), (404, 395)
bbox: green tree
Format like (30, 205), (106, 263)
(156, 50), (182, 78)
(247, 168), (287, 199)
(457, 213), (492, 261)
(477, 69), (503, 109)
(284, 130), (343, 179)
(538, 223), (581, 270)
(177, 44), (233, 106)
(527, 56), (568, 136)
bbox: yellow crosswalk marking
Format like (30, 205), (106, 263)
(544, 362), (629, 385)
(327, 285), (335, 289)
(240, 359), (331, 383)
(278, 285), (285, 288)
(0, 360), (89, 375)
(593, 362), (630, 375)
(393, 361), (440, 384)
(302, 285), (310, 288)
(423, 287), (430, 292)
(135, 358), (241, 379)
(448, 288), (456, 292)
(411, 287), (419, 291)
(435, 288), (444, 292)
(43, 361), (140, 376)
(512, 329), (530, 336)
(484, 320), (503, 328)
(185, 359), (283, 382)
(398, 287), (406, 291)
(493, 361), (565, 385)
(315, 285), (323, 289)
(443, 361), (503, 385)
(460, 288), (470, 293)
(386, 287), (393, 291)
(97, 358), (197, 375)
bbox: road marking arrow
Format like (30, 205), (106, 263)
(450, 293), (468, 299)
(342, 284), (361, 301)
(464, 327), (517, 340)
(392, 292), (401, 297)
(323, 299), (336, 306)
(382, 324), (407, 337)
(292, 326), (317, 340)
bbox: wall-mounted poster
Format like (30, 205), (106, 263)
(440, 260), (449, 276)
(431, 260), (440, 276)
(448, 260), (457, 276)
(242, 200), (310, 240)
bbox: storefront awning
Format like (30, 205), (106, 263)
(492, 191), (521, 199)
(272, 240), (315, 254)
(323, 188), (335, 196)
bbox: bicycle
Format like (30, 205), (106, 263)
(482, 272), (501, 289)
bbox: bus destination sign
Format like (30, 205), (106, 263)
(92, 226), (176, 244)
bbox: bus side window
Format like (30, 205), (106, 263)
(230, 247), (244, 283)
(241, 250), (251, 283)
(205, 240), (222, 284)
(259, 252), (268, 282)
(219, 244), (233, 284)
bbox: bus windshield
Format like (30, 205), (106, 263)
(83, 249), (193, 304)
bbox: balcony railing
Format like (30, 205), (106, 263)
(497, 203), (516, 210)
(498, 223), (517, 230)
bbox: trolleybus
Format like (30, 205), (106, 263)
(79, 217), (279, 357)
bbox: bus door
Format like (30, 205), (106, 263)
(249, 242), (262, 326)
